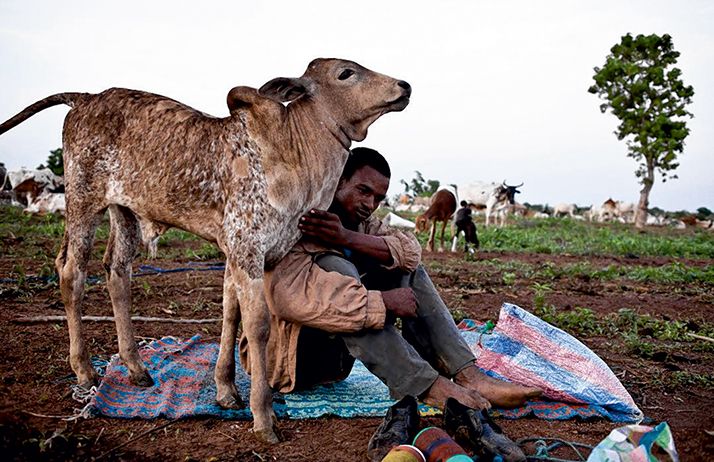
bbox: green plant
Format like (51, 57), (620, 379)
(141, 280), (153, 296)
(501, 272), (516, 286)
(186, 243), (223, 261)
(622, 331), (656, 359)
(449, 307), (469, 324)
(655, 370), (714, 392)
(532, 282), (553, 312)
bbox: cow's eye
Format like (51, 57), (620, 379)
(338, 69), (355, 80)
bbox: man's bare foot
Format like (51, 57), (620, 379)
(454, 364), (542, 409)
(420, 376), (491, 411)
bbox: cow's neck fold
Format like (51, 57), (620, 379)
(284, 103), (351, 171)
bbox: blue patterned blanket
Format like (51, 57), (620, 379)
(88, 304), (642, 422)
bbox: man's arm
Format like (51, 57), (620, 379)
(298, 209), (394, 265)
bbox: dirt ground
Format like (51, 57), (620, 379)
(1, 221), (713, 460)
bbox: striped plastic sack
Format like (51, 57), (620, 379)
(460, 303), (643, 423)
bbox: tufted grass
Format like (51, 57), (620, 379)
(403, 212), (714, 258)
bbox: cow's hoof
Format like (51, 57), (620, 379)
(77, 377), (99, 390)
(254, 427), (281, 444)
(131, 370), (155, 387)
(217, 393), (245, 410)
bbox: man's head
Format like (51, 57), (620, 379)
(332, 147), (391, 228)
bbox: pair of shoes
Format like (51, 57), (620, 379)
(367, 395), (420, 462)
(443, 397), (526, 462)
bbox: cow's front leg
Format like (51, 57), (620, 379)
(214, 263), (243, 409)
(215, 259), (279, 443)
(241, 276), (279, 443)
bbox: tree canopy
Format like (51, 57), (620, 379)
(588, 33), (694, 227)
(37, 148), (64, 176)
(400, 171), (440, 197)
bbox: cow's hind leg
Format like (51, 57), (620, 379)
(104, 205), (153, 386)
(55, 211), (104, 388)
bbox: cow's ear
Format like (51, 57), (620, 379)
(258, 77), (308, 103)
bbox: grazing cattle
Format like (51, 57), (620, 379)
(393, 193), (428, 213)
(24, 192), (66, 215)
(0, 58), (410, 443)
(7, 167), (64, 206)
(552, 203), (576, 218)
(696, 219), (714, 230)
(457, 180), (523, 227)
(494, 201), (529, 226)
(415, 188), (457, 252)
(599, 198), (618, 222)
(646, 213), (665, 226)
(615, 201), (636, 223)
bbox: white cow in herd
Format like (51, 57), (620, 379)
(456, 180), (523, 227)
(552, 203), (577, 218)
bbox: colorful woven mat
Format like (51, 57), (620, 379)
(89, 303), (642, 422)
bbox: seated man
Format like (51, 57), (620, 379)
(240, 147), (540, 412)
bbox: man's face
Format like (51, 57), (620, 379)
(333, 165), (389, 227)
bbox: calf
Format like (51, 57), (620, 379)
(415, 188), (456, 252)
(451, 200), (480, 253)
(0, 58), (410, 443)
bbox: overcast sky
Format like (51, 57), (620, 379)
(0, 0), (711, 211)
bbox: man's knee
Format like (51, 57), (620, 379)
(314, 254), (360, 280)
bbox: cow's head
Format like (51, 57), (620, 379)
(415, 214), (428, 233)
(258, 58), (411, 143)
(500, 180), (523, 204)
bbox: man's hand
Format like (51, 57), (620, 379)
(298, 209), (350, 247)
(381, 288), (418, 318)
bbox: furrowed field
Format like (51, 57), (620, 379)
(1, 204), (713, 460)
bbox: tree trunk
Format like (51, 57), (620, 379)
(635, 165), (655, 229)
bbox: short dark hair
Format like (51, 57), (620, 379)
(342, 147), (391, 180)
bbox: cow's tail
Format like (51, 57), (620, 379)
(0, 92), (90, 135)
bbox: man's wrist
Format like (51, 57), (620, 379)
(341, 228), (357, 249)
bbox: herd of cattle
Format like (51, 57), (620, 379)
(385, 180), (713, 252)
(2, 169), (712, 239)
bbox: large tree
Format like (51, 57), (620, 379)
(588, 33), (694, 228)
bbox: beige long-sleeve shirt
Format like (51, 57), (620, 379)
(239, 215), (421, 392)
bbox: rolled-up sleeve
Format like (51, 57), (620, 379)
(363, 216), (421, 272)
(265, 248), (386, 333)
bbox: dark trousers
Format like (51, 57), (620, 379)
(294, 255), (475, 399)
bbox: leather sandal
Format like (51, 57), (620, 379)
(443, 397), (526, 462)
(367, 395), (420, 462)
